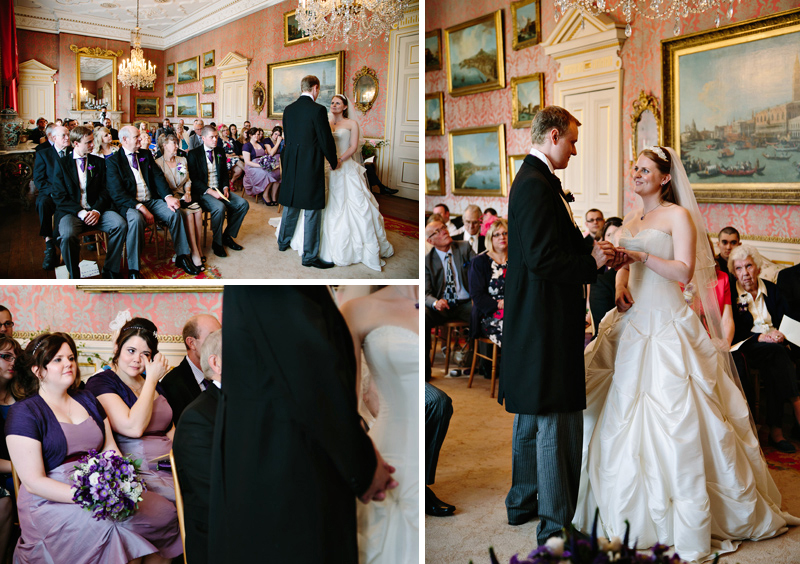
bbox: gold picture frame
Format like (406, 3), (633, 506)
(510, 73), (544, 129)
(203, 50), (215, 68)
(252, 81), (266, 115)
(662, 8), (800, 205)
(176, 93), (199, 118)
(444, 10), (505, 97)
(201, 102), (214, 119)
(425, 158), (446, 195)
(448, 124), (507, 197)
(165, 83), (174, 98)
(268, 51), (344, 119)
(425, 30), (442, 72)
(352, 66), (379, 114)
(77, 286), (223, 293)
(631, 90), (661, 163)
(510, 0), (541, 51)
(508, 154), (527, 184)
(284, 9), (312, 46)
(166, 63), (175, 77)
(202, 76), (216, 94)
(133, 96), (160, 119)
(425, 92), (444, 136)
(165, 104), (174, 118)
(176, 56), (200, 84)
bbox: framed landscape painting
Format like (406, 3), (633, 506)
(444, 10), (505, 97)
(202, 76), (216, 94)
(166, 63), (175, 78)
(201, 102), (214, 119)
(448, 124), (507, 197)
(165, 104), (174, 118)
(177, 56), (199, 84)
(176, 93), (198, 118)
(203, 50), (215, 68)
(511, 73), (544, 129)
(165, 83), (174, 98)
(425, 159), (446, 195)
(508, 154), (526, 184)
(134, 97), (159, 118)
(663, 8), (800, 205)
(425, 92), (444, 136)
(284, 9), (312, 46)
(511, 0), (541, 50)
(268, 51), (344, 119)
(425, 30), (442, 72)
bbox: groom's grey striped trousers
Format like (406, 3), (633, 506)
(506, 411), (582, 545)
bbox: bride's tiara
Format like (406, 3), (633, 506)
(646, 145), (668, 162)
(333, 93), (349, 103)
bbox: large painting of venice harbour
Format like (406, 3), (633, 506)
(268, 52), (344, 119)
(448, 124), (507, 197)
(445, 11), (504, 97)
(664, 9), (800, 204)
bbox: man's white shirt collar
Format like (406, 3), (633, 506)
(187, 356), (205, 388)
(528, 147), (555, 175)
(300, 92), (315, 99)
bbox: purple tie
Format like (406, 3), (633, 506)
(79, 157), (86, 172)
(131, 153), (139, 170)
(207, 149), (213, 163)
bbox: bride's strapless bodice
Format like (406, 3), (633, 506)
(619, 229), (683, 309)
(333, 128), (351, 158)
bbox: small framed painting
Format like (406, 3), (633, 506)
(166, 63), (175, 78)
(425, 30), (442, 72)
(165, 83), (174, 98)
(203, 50), (215, 68)
(201, 102), (214, 119)
(284, 9), (312, 46)
(165, 104), (175, 118)
(177, 93), (198, 118)
(425, 92), (444, 136)
(444, 11), (505, 97)
(448, 124), (507, 197)
(425, 159), (446, 195)
(510, 73), (544, 129)
(134, 96), (159, 119)
(202, 76), (216, 94)
(177, 56), (200, 84)
(508, 154), (526, 184)
(510, 0), (541, 51)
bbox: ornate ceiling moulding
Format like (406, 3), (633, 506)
(69, 45), (124, 58)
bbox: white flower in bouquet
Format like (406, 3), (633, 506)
(71, 449), (146, 521)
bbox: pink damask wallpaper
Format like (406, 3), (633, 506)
(163, 0), (390, 138)
(0, 286), (222, 337)
(425, 0), (800, 239)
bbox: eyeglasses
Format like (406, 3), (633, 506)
(427, 226), (448, 238)
(463, 220), (482, 226)
(492, 231), (508, 239)
(0, 353), (15, 363)
(0, 322), (13, 329)
(586, 218), (603, 223)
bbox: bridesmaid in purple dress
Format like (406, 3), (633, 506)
(262, 126), (284, 206)
(6, 333), (182, 564)
(242, 127), (272, 204)
(85, 318), (176, 502)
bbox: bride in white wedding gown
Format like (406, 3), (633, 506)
(271, 94), (394, 271)
(340, 286), (419, 564)
(573, 146), (799, 562)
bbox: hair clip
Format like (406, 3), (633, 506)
(32, 340), (44, 355)
(647, 146), (668, 162)
(127, 325), (156, 335)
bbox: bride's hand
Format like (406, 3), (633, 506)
(615, 286), (634, 313)
(621, 249), (646, 263)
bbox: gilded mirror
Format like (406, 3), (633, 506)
(353, 67), (378, 114)
(631, 91), (661, 163)
(71, 45), (122, 111)
(253, 81), (266, 115)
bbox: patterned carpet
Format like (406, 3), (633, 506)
(765, 444), (800, 474)
(384, 215), (419, 239)
(136, 232), (222, 280)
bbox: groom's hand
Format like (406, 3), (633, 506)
(359, 446), (398, 504)
(591, 240), (616, 268)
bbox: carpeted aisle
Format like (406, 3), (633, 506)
(425, 369), (800, 564)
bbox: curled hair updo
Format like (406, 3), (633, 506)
(14, 332), (81, 399)
(640, 146), (677, 204)
(332, 95), (349, 119)
(111, 317), (159, 366)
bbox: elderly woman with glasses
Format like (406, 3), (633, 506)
(468, 218), (509, 347)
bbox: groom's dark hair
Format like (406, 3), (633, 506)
(301, 75), (320, 92)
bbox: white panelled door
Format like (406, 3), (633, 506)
(17, 60), (57, 123)
(217, 52), (251, 128)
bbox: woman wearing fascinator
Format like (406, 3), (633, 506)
(573, 146), (799, 561)
(275, 94), (394, 271)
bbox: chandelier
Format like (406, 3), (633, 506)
(553, 0), (740, 37)
(118, 0), (156, 89)
(296, 0), (410, 45)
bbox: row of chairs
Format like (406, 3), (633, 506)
(430, 321), (501, 398)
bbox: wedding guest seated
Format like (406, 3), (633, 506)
(716, 226), (740, 274)
(262, 126), (284, 206)
(0, 334), (21, 557)
(92, 126), (118, 159)
(177, 119), (191, 151)
(27, 117), (47, 144)
(777, 263), (800, 320)
(51, 126), (126, 279)
(433, 203), (461, 236)
(729, 244), (800, 453)
(156, 133), (205, 272)
(0, 306), (12, 336)
(480, 207), (498, 236)
(588, 217), (622, 334)
(425, 382), (455, 517)
(239, 125), (251, 148)
(218, 125), (245, 191)
(161, 314), (221, 425)
(33, 122), (55, 153)
(188, 126), (250, 258)
(102, 117), (118, 141)
(241, 127), (272, 204)
(584, 208), (605, 243)
(7, 332), (182, 563)
(454, 204), (485, 254)
(173, 328), (223, 564)
(33, 125), (71, 271)
(468, 218), (508, 348)
(85, 318), (177, 500)
(138, 121), (152, 143)
(106, 125), (200, 278)
(155, 118), (175, 143)
(188, 119), (204, 151)
(64, 118), (77, 131)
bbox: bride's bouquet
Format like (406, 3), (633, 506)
(70, 449), (146, 521)
(258, 154), (280, 172)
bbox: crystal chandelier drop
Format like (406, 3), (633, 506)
(295, 0), (410, 45)
(553, 0), (740, 37)
(118, 0), (157, 89)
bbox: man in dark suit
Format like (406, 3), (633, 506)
(583, 208), (604, 244)
(161, 313), (222, 425)
(187, 126), (249, 257)
(106, 125), (199, 278)
(425, 218), (475, 330)
(277, 75), (339, 269)
(777, 263), (800, 320)
(173, 328), (223, 564)
(155, 118), (175, 144)
(452, 204), (485, 254)
(33, 124), (71, 270)
(27, 117), (47, 144)
(425, 382), (455, 517)
(103, 117), (119, 141)
(716, 226), (740, 274)
(50, 126), (126, 279)
(33, 123), (54, 153)
(499, 106), (616, 544)
(729, 244), (800, 453)
(208, 286), (397, 563)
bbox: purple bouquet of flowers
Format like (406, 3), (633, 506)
(70, 449), (146, 521)
(258, 154), (280, 172)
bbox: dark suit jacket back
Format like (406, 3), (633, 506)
(729, 276), (789, 344)
(187, 145), (230, 202)
(499, 155), (597, 415)
(51, 153), (113, 228)
(279, 95), (338, 210)
(777, 264), (800, 321)
(454, 231), (486, 254)
(173, 384), (218, 564)
(424, 241), (475, 307)
(161, 356), (202, 426)
(106, 148), (171, 214)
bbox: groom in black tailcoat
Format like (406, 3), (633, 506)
(499, 106), (617, 545)
(208, 286), (397, 563)
(277, 75), (339, 269)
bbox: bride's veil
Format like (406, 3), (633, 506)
(665, 147), (755, 431)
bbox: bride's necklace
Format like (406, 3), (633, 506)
(640, 202), (662, 220)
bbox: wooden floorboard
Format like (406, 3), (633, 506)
(374, 192), (419, 225)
